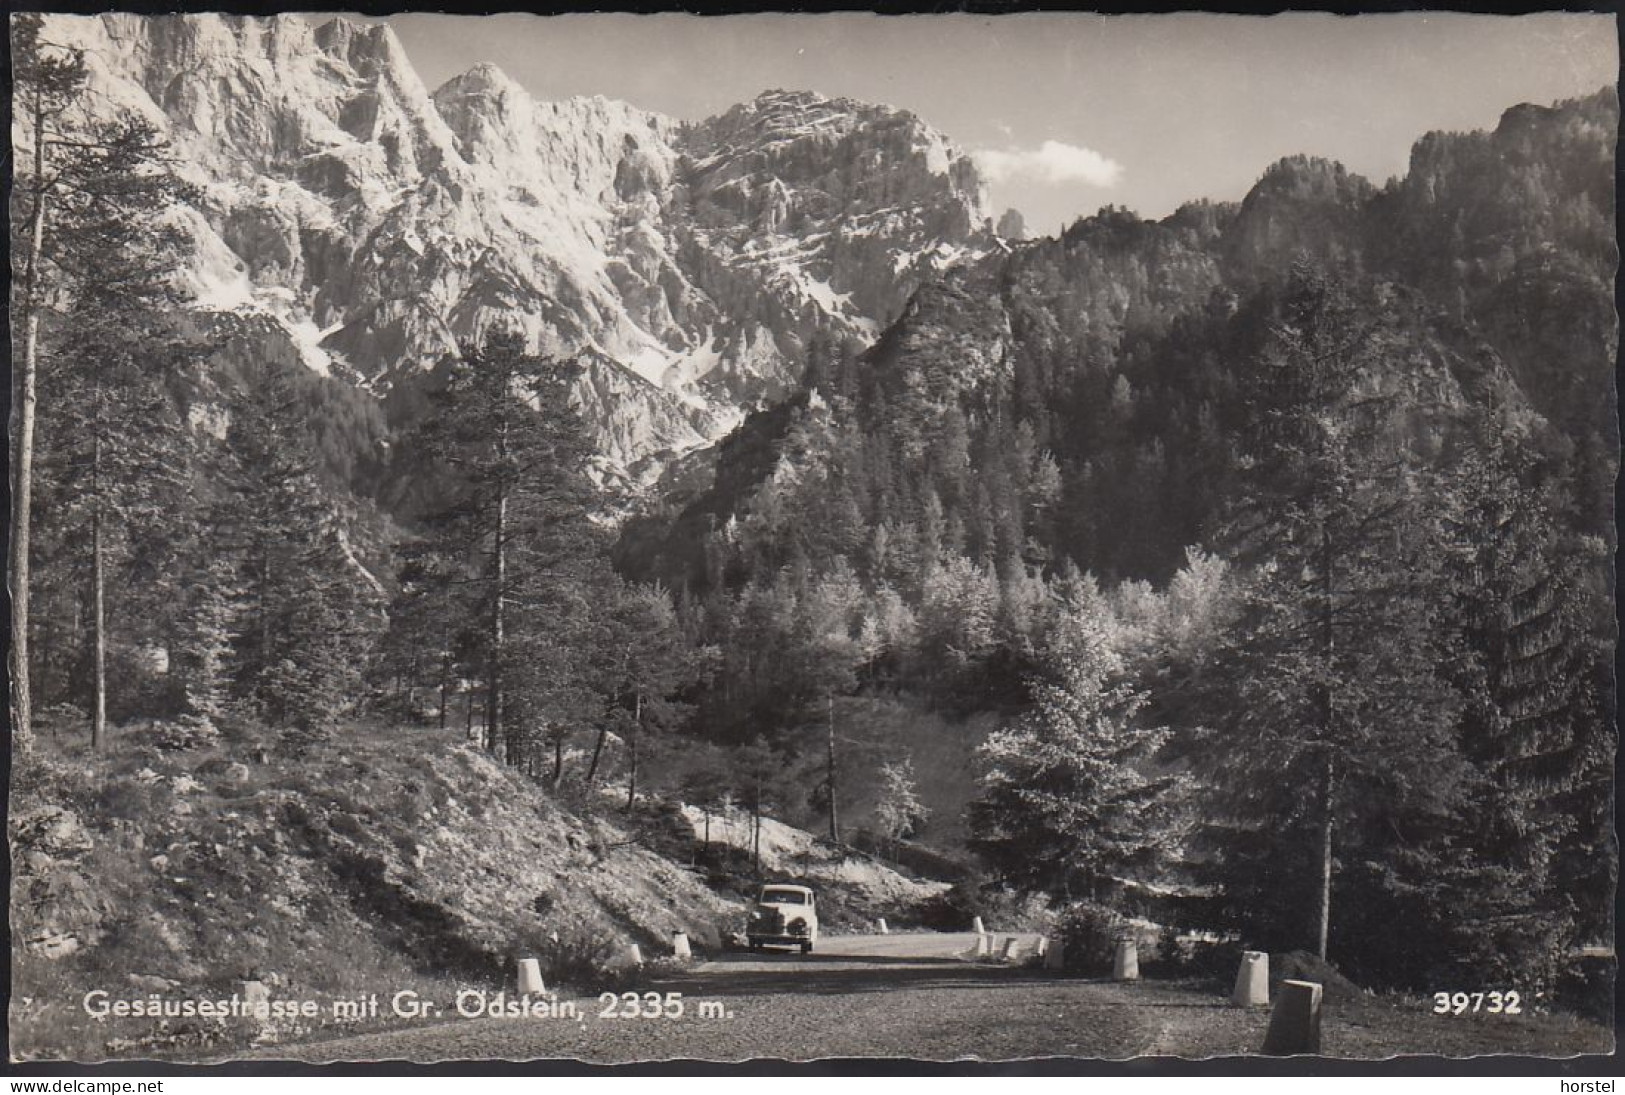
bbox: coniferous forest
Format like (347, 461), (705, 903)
(8, 12), (1617, 1059)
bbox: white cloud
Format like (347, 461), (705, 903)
(974, 140), (1124, 189)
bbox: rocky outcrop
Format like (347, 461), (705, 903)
(11, 806), (107, 959)
(41, 14), (993, 488)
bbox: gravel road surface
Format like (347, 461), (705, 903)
(258, 932), (1185, 1063)
(251, 932), (1608, 1063)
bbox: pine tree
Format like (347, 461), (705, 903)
(1428, 423), (1609, 987)
(400, 331), (605, 769)
(29, 121), (195, 749)
(795, 563), (867, 841)
(969, 606), (1176, 902)
(733, 736), (788, 880)
(1193, 268), (1468, 963)
(167, 549), (240, 729)
(10, 16), (192, 751)
(219, 367), (379, 740)
(583, 580), (710, 800)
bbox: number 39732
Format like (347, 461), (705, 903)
(1433, 991), (1521, 1015)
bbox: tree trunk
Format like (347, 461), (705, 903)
(625, 734), (638, 810)
(90, 441), (106, 752)
(552, 734), (563, 785)
(10, 89), (50, 755)
(259, 544), (272, 678)
(487, 487), (506, 757)
(437, 658), (447, 732)
(1316, 523), (1336, 961)
(585, 727), (607, 784)
(752, 805), (762, 879)
(625, 693), (642, 809)
(826, 689), (839, 843)
(1318, 756), (1335, 960)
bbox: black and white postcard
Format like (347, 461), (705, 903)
(7, 6), (1617, 1071)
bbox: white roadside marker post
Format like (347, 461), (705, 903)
(1000, 936), (1019, 961)
(972, 915), (986, 936)
(1261, 979), (1323, 1055)
(1232, 950), (1269, 1007)
(673, 932), (692, 960)
(238, 979), (274, 1042)
(1044, 937), (1065, 970)
(626, 943), (644, 968)
(1113, 938), (1140, 981)
(517, 957), (546, 996)
(876, 917), (889, 935)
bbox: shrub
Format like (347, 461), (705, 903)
(537, 926), (626, 993)
(155, 714), (222, 751)
(1180, 936), (1247, 983)
(691, 842), (756, 898)
(626, 797), (696, 864)
(1057, 901), (1130, 975)
(278, 719), (333, 758)
(915, 873), (1039, 933)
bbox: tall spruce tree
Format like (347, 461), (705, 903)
(10, 16), (192, 751)
(1428, 421), (1609, 986)
(29, 120), (195, 749)
(399, 331), (603, 769)
(219, 367), (378, 740)
(588, 580), (710, 802)
(1193, 268), (1468, 964)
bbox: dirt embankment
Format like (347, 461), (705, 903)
(10, 723), (740, 1061)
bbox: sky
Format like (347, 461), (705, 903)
(361, 12), (1617, 229)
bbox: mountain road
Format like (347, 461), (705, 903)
(254, 932), (1235, 1063)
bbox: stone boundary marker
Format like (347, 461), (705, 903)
(625, 943), (644, 968)
(999, 936), (1019, 961)
(972, 916), (986, 936)
(672, 932), (692, 960)
(1232, 950), (1269, 1007)
(1044, 937), (1065, 970)
(1261, 979), (1323, 1055)
(516, 958), (546, 995)
(876, 918), (889, 935)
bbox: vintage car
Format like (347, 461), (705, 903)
(746, 883), (819, 954)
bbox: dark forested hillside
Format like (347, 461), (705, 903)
(624, 89), (1616, 599)
(613, 89), (1616, 992)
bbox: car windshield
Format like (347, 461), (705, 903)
(760, 889), (807, 905)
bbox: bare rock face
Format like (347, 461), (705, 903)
(996, 208), (1027, 241)
(11, 806), (108, 959)
(43, 14), (993, 489)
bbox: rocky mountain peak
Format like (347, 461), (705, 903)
(40, 11), (995, 491)
(311, 16), (409, 74)
(433, 60), (525, 112)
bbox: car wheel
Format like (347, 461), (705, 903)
(749, 940), (761, 951)
(801, 942), (812, 955)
